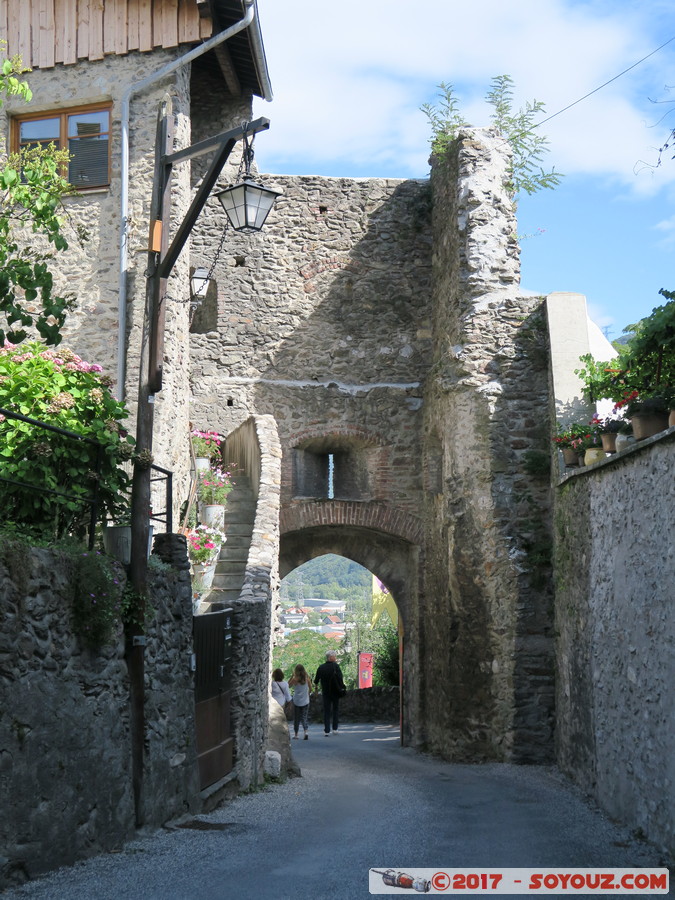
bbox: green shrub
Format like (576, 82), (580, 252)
(0, 342), (134, 540)
(70, 550), (125, 649)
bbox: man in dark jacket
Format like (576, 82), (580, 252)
(314, 650), (346, 736)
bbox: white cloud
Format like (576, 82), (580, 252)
(254, 0), (675, 188)
(654, 213), (675, 246)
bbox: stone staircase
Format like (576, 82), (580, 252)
(200, 471), (255, 612)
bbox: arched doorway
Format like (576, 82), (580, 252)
(277, 553), (400, 690)
(279, 524), (421, 746)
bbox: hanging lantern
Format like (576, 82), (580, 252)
(214, 127), (281, 234)
(190, 266), (210, 299)
(216, 177), (281, 233)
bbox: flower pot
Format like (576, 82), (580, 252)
(102, 525), (153, 565)
(201, 503), (225, 530)
(584, 448), (605, 466)
(669, 409), (675, 428)
(561, 448), (580, 467)
(615, 433), (636, 453)
(192, 456), (210, 475)
(192, 558), (217, 592)
(630, 412), (669, 441)
(600, 433), (617, 454)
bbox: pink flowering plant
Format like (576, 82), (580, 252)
(0, 341), (134, 539)
(191, 429), (223, 462)
(197, 466), (234, 505)
(187, 524), (225, 565)
(552, 423), (589, 450)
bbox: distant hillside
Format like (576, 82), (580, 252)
(280, 553), (372, 613)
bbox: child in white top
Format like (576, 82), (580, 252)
(288, 664), (313, 739)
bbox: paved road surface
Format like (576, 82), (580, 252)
(2, 724), (671, 900)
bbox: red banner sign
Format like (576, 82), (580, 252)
(358, 652), (373, 689)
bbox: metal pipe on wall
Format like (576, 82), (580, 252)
(116, 0), (272, 400)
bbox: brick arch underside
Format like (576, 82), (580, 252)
(279, 525), (417, 632)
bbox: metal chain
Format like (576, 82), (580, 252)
(199, 123), (254, 284)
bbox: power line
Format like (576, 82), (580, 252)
(534, 34), (675, 130)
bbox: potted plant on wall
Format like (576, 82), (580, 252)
(196, 466), (234, 530)
(553, 423), (589, 467)
(578, 428), (606, 466)
(619, 390), (671, 441)
(589, 413), (624, 454)
(614, 420), (635, 453)
(190, 429), (223, 472)
(187, 523), (226, 593)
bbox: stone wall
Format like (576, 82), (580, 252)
(0, 542), (198, 889)
(554, 430), (675, 858)
(421, 130), (554, 762)
(220, 415), (281, 790)
(189, 175), (433, 518)
(301, 686), (400, 725)
(187, 132), (558, 762)
(189, 172), (432, 748)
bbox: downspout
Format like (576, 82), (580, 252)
(116, 0), (269, 399)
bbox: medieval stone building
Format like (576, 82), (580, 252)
(1, 0), (672, 873)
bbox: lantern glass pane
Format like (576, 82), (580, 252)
(217, 180), (280, 233)
(191, 267), (209, 298)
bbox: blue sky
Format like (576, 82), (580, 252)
(252, 0), (675, 340)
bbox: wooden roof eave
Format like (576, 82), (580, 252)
(207, 0), (273, 101)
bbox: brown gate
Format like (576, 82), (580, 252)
(193, 608), (233, 790)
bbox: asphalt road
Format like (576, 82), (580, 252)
(2, 724), (671, 900)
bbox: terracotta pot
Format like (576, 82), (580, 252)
(561, 448), (580, 467)
(584, 448), (606, 466)
(600, 433), (617, 454)
(630, 412), (669, 441)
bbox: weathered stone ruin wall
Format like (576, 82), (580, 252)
(0, 544), (198, 889)
(421, 129), (554, 762)
(188, 172), (433, 475)
(187, 134), (558, 761)
(189, 173), (433, 746)
(221, 415), (281, 790)
(554, 431), (675, 858)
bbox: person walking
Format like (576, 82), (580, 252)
(288, 664), (313, 740)
(314, 650), (346, 736)
(271, 668), (292, 709)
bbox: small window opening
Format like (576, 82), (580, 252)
(189, 289), (218, 334)
(319, 205), (328, 214)
(234, 256), (246, 267)
(327, 453), (335, 499)
(292, 444), (371, 501)
(227, 397), (234, 407)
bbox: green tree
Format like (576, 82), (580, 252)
(0, 55), (81, 346)
(339, 614), (400, 689)
(421, 75), (563, 200)
(574, 292), (675, 407)
(280, 554), (372, 607)
(272, 629), (338, 682)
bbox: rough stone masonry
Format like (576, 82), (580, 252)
(188, 128), (555, 761)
